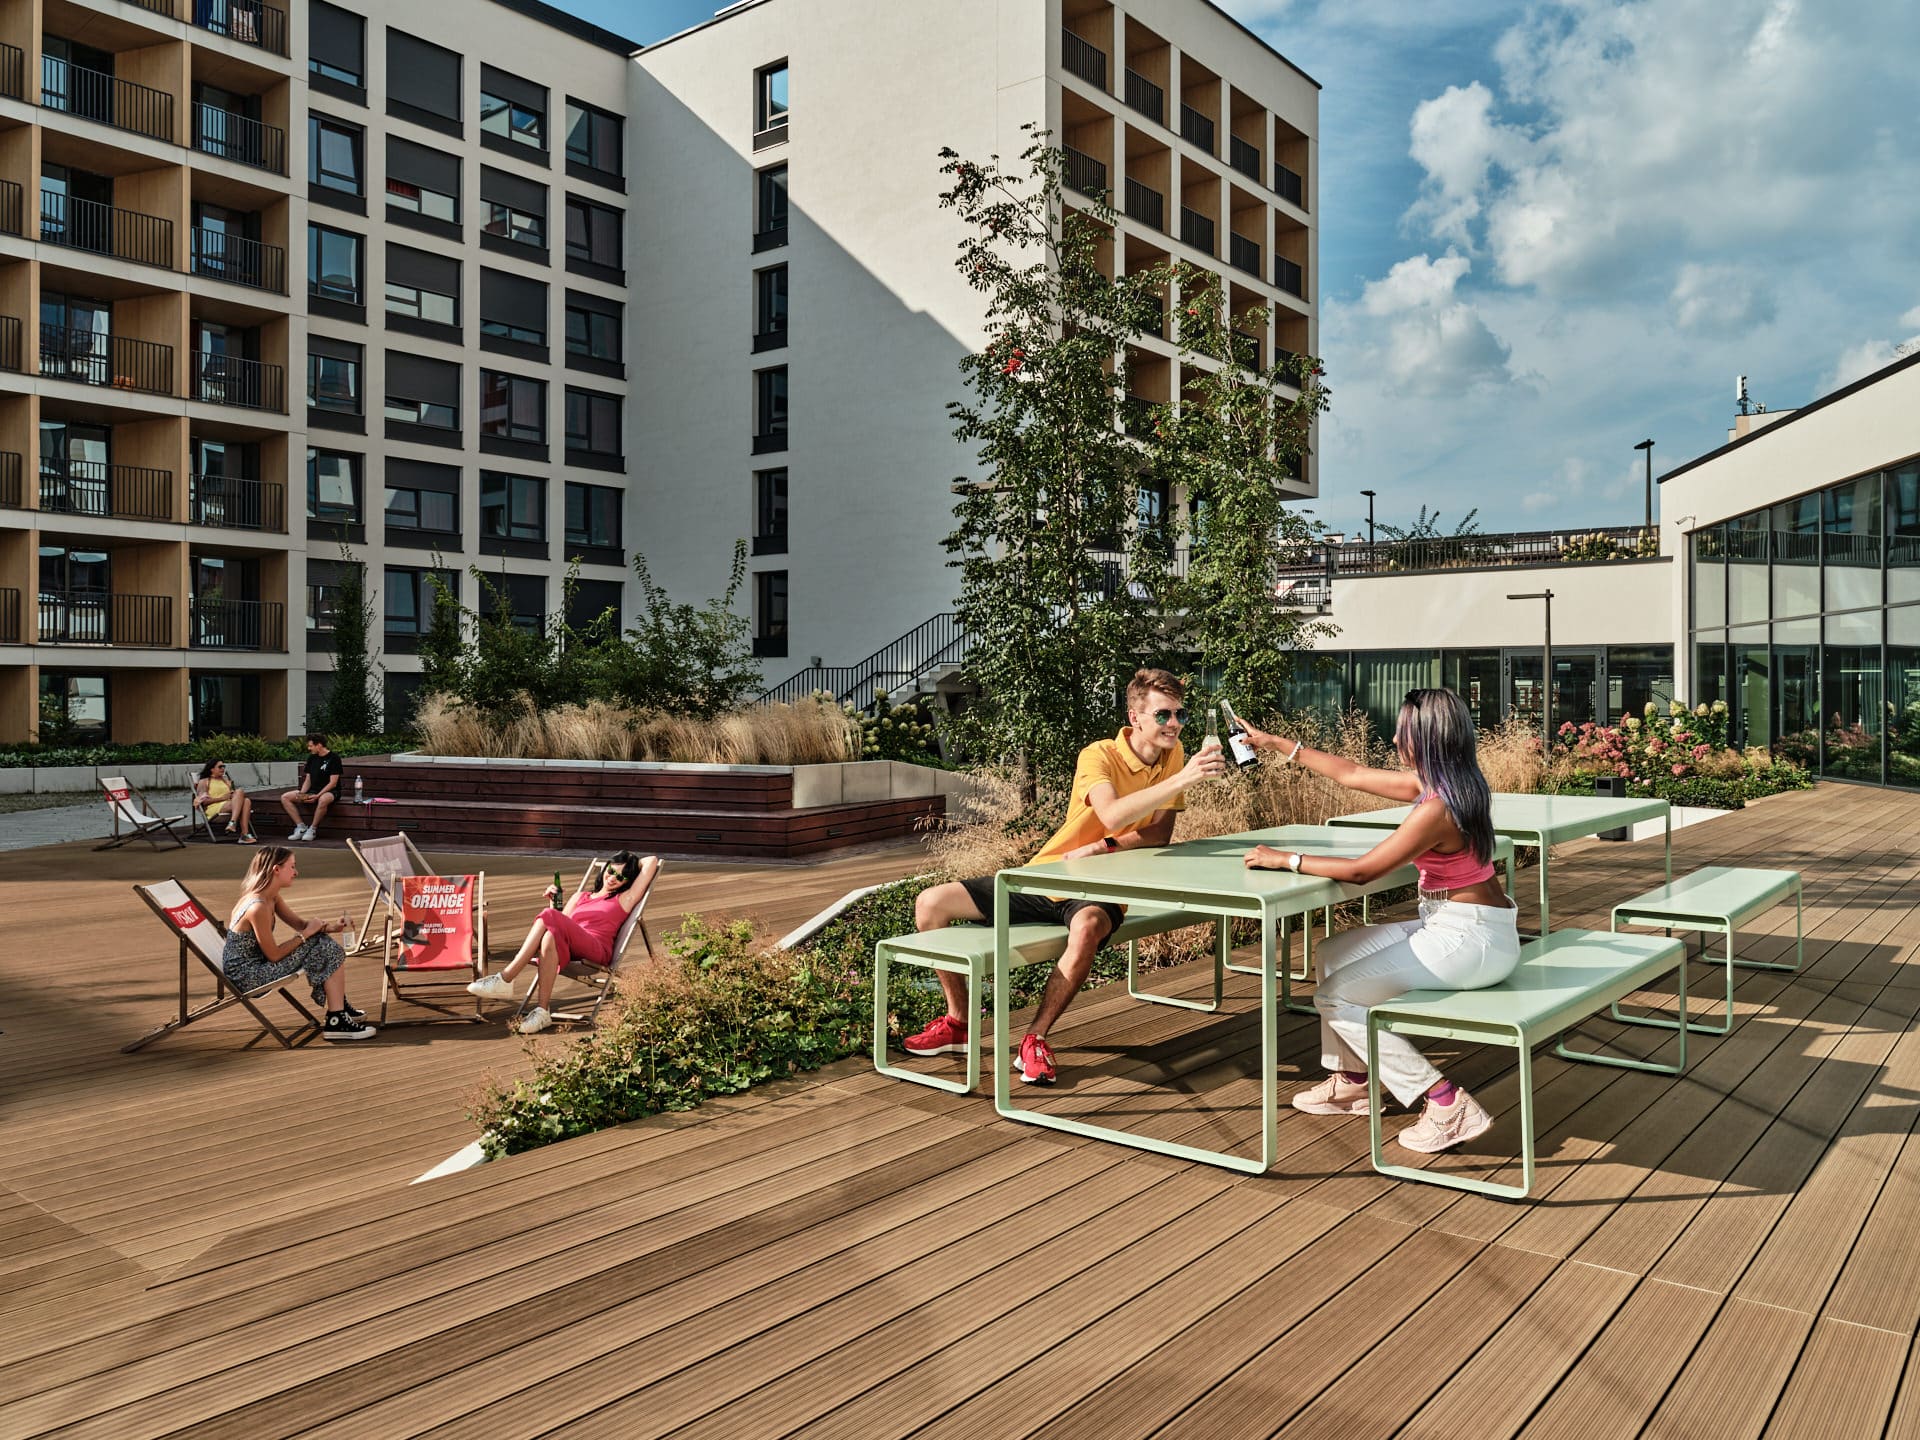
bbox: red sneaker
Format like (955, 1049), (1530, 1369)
(1015, 1033), (1056, 1085)
(903, 1013), (968, 1057)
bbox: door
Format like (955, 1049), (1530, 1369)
(40, 293), (110, 383)
(38, 419), (109, 516)
(39, 545), (110, 642)
(1505, 648), (1601, 736)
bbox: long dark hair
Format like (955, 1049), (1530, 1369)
(1395, 688), (1494, 865)
(197, 759), (226, 782)
(603, 850), (644, 895)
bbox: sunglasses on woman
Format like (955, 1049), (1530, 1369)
(1149, 708), (1189, 726)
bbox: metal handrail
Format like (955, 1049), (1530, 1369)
(0, 587), (18, 644)
(758, 611), (970, 710)
(190, 595), (285, 651)
(1179, 104), (1214, 154)
(1275, 256), (1303, 297)
(192, 351), (285, 412)
(38, 323), (174, 395)
(38, 460), (175, 522)
(190, 473), (285, 531)
(193, 103), (287, 175)
(192, 0), (289, 56)
(41, 55), (174, 144)
(0, 451), (20, 509)
(1061, 29), (1107, 90)
(0, 178), (18, 236)
(192, 227), (287, 294)
(1179, 206), (1214, 255)
(1123, 178), (1164, 231)
(1063, 145), (1107, 199)
(1292, 526), (1662, 585)
(0, 316), (18, 373)
(38, 589), (173, 646)
(1229, 232), (1261, 277)
(1274, 163), (1304, 208)
(1229, 136), (1261, 181)
(39, 189), (175, 269)
(0, 41), (22, 101)
(1123, 69), (1164, 125)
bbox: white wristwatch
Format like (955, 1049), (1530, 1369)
(1287, 852), (1303, 873)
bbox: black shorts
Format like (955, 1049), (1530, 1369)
(959, 876), (1123, 936)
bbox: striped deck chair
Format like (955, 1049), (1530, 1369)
(513, 858), (661, 1029)
(125, 878), (322, 1053)
(98, 777), (188, 851)
(345, 833), (434, 958)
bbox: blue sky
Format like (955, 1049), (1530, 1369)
(562, 0), (1920, 542)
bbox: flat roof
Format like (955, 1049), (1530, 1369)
(487, 0), (640, 55)
(1660, 345), (1920, 484)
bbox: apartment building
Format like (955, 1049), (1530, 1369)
(2, 0), (1318, 743)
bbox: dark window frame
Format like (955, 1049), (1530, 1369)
(754, 468), (788, 555)
(754, 163), (788, 250)
(564, 98), (624, 188)
(480, 470), (547, 543)
(306, 447), (363, 526)
(479, 369), (547, 445)
(308, 113), (364, 206)
(754, 59), (790, 145)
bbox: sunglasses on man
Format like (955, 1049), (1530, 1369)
(1149, 708), (1189, 726)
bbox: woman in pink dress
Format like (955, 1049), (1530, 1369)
(468, 850), (659, 1032)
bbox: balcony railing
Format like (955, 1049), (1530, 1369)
(1230, 232), (1261, 278)
(39, 589), (173, 647)
(39, 461), (175, 522)
(1274, 163), (1305, 209)
(124, 0), (177, 17)
(1063, 145), (1107, 200)
(192, 351), (285, 412)
(1123, 69), (1164, 125)
(193, 104), (286, 174)
(1120, 395), (1157, 439)
(0, 588), (18, 644)
(41, 56), (174, 145)
(0, 451), (20, 509)
(191, 596), (285, 651)
(193, 0), (289, 57)
(1275, 256), (1304, 297)
(0, 178), (20, 236)
(0, 41), (22, 101)
(1231, 328), (1262, 370)
(39, 323), (174, 395)
(1275, 347), (1301, 385)
(40, 190), (175, 269)
(1230, 136), (1261, 181)
(1123, 178), (1164, 232)
(0, 316), (19, 373)
(1295, 526), (1663, 587)
(192, 227), (286, 294)
(1179, 105), (1214, 154)
(1061, 29), (1107, 90)
(190, 473), (285, 531)
(1179, 206), (1214, 255)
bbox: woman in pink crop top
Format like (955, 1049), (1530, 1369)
(1240, 688), (1519, 1156)
(468, 850), (660, 1034)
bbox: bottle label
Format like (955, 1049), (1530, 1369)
(1228, 733), (1259, 766)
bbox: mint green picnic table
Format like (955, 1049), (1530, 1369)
(1330, 793), (1671, 937)
(990, 823), (1512, 1175)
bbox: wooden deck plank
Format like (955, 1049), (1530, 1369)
(1514, 1278), (1723, 1439)
(1761, 1318), (1908, 1440)
(1638, 1296), (1813, 1440)
(1820, 1127), (1920, 1333)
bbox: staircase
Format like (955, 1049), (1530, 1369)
(759, 612), (971, 710)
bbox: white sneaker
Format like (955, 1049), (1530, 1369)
(467, 972), (517, 1001)
(515, 1006), (554, 1035)
(290, 824), (309, 841)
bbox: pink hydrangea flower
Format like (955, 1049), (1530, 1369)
(1671, 763), (1687, 776)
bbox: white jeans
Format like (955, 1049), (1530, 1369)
(1314, 897), (1522, 1107)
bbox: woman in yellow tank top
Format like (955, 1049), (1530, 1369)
(194, 759), (257, 842)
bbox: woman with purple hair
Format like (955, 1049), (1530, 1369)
(1240, 688), (1519, 1154)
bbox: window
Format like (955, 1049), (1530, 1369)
(386, 137), (460, 227)
(385, 484), (456, 533)
(480, 371), (546, 444)
(306, 448), (362, 523)
(485, 201), (544, 249)
(386, 280), (455, 327)
(481, 269), (548, 349)
(307, 558), (358, 635)
(384, 352), (460, 432)
(755, 61), (790, 137)
(565, 100), (623, 179)
(566, 577), (621, 633)
(307, 339), (362, 416)
(566, 292), (621, 363)
(754, 469), (787, 555)
(753, 570), (788, 656)
(385, 566), (458, 636)
(565, 196), (621, 274)
(387, 30), (461, 135)
(754, 265), (787, 349)
(481, 472), (545, 541)
(565, 481), (621, 550)
(385, 243), (459, 331)
(479, 572), (545, 632)
(754, 367), (788, 452)
(308, 1), (364, 91)
(309, 115), (362, 196)
(481, 66), (546, 153)
(307, 224), (362, 305)
(565, 387), (621, 459)
(754, 163), (788, 249)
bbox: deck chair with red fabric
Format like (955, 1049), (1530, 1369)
(345, 833), (434, 958)
(98, 777), (188, 851)
(378, 871), (490, 1025)
(124, 878), (322, 1053)
(513, 857), (662, 1029)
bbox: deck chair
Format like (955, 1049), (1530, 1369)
(124, 879), (322, 1053)
(513, 858), (661, 1029)
(378, 872), (489, 1025)
(346, 833), (434, 958)
(98, 777), (188, 851)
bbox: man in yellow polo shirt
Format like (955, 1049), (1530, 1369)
(903, 668), (1226, 1084)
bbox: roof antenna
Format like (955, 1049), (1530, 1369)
(1736, 374), (1752, 417)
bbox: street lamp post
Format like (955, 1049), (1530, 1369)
(1633, 438), (1655, 540)
(1359, 488), (1376, 547)
(1508, 589), (1554, 756)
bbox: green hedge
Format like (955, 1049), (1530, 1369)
(0, 734), (415, 770)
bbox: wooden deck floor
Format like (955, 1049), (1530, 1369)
(4, 786), (1920, 1437)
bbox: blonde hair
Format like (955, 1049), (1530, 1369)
(240, 845), (295, 895)
(1125, 668), (1185, 714)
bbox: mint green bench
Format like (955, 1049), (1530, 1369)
(873, 903), (1219, 1094)
(1366, 929), (1690, 1200)
(1609, 866), (1803, 1036)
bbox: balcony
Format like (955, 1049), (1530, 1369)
(1230, 136), (1261, 182)
(39, 462), (175, 522)
(39, 324), (174, 396)
(1275, 256), (1304, 297)
(192, 228), (286, 294)
(1123, 69), (1164, 125)
(1062, 29), (1107, 91)
(1275, 346), (1301, 385)
(1229, 232), (1261, 278)
(1179, 105), (1214, 154)
(0, 588), (18, 644)
(0, 180), (18, 237)
(0, 316), (19, 373)
(190, 596), (285, 651)
(0, 451), (20, 508)
(1274, 163), (1305, 209)
(1063, 146), (1108, 200)
(0, 42), (21, 102)
(40, 190), (176, 270)
(192, 352), (285, 412)
(1123, 178), (1164, 232)
(1179, 206), (1214, 255)
(192, 0), (290, 57)
(41, 56), (175, 146)
(193, 105), (287, 175)
(190, 473), (285, 531)
(1230, 328), (1261, 370)
(1120, 395), (1157, 439)
(38, 589), (173, 647)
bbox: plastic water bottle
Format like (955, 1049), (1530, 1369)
(354, 775), (364, 805)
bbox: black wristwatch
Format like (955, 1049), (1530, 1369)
(1103, 836), (1119, 852)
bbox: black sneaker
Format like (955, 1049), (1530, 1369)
(342, 1000), (367, 1020)
(321, 1011), (377, 1041)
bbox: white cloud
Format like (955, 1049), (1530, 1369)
(1351, 252), (1514, 396)
(1670, 264), (1777, 336)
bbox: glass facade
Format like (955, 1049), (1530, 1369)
(1689, 454), (1920, 785)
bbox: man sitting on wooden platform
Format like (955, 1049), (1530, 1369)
(903, 669), (1226, 1085)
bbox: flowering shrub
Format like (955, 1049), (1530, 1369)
(849, 691), (942, 762)
(1552, 698), (1807, 803)
(1560, 529), (1659, 564)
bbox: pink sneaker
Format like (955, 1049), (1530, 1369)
(903, 1014), (968, 1057)
(1291, 1073), (1371, 1115)
(1396, 1087), (1493, 1153)
(1014, 1033), (1056, 1085)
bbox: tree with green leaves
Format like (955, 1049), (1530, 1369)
(593, 541), (762, 719)
(310, 550), (382, 735)
(939, 127), (1178, 790)
(1149, 264), (1333, 710)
